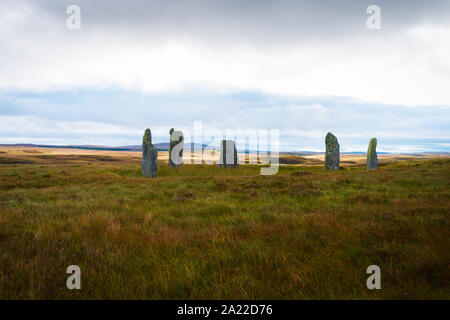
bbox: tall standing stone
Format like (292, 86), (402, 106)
(366, 138), (378, 170)
(141, 128), (158, 177)
(169, 128), (184, 168)
(217, 140), (239, 168)
(325, 132), (340, 170)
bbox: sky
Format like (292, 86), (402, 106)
(0, 0), (449, 152)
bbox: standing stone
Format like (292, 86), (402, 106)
(141, 128), (158, 177)
(217, 140), (239, 168)
(325, 132), (340, 170)
(169, 128), (184, 168)
(366, 138), (378, 170)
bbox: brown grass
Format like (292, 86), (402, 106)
(0, 146), (448, 299)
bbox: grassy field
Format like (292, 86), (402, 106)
(0, 148), (449, 299)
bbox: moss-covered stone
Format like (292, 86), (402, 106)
(366, 138), (378, 170)
(143, 128), (152, 145)
(217, 140), (239, 168)
(325, 132), (340, 170)
(141, 128), (158, 177)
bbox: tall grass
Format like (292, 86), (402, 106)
(0, 156), (448, 299)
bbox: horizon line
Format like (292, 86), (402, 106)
(1, 143), (449, 155)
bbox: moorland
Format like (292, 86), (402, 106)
(0, 146), (448, 299)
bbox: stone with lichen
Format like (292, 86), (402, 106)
(217, 140), (239, 168)
(366, 138), (378, 170)
(169, 128), (184, 168)
(325, 132), (340, 170)
(141, 128), (158, 177)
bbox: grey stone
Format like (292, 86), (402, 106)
(217, 140), (239, 168)
(325, 132), (340, 170)
(366, 138), (378, 170)
(169, 128), (184, 168)
(141, 128), (158, 177)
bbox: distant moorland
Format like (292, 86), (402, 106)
(0, 146), (448, 299)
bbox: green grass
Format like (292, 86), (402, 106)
(0, 157), (449, 299)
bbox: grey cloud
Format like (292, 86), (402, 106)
(15, 0), (450, 44)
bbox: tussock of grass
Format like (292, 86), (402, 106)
(0, 155), (449, 299)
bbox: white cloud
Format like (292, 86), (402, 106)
(0, 1), (449, 106)
(0, 115), (141, 145)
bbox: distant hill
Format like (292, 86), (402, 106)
(0, 144), (138, 152)
(122, 143), (209, 151)
(1, 143), (448, 155)
(0, 143), (208, 152)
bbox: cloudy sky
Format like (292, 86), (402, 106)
(1, 0), (449, 152)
